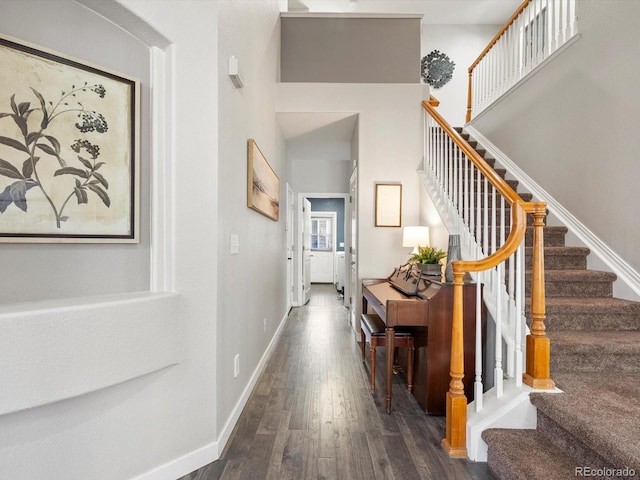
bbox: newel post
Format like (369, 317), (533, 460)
(523, 204), (555, 389)
(443, 268), (468, 457)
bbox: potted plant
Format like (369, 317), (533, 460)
(408, 245), (447, 276)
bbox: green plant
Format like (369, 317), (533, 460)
(408, 245), (447, 265)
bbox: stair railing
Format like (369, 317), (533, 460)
(422, 99), (555, 457)
(466, 0), (577, 122)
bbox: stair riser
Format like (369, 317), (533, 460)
(525, 229), (567, 247)
(527, 280), (613, 298)
(525, 254), (587, 270)
(543, 313), (640, 331)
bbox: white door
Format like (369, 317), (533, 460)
(286, 184), (295, 308)
(310, 213), (336, 283)
(302, 198), (312, 304)
(349, 168), (358, 330)
(310, 252), (334, 283)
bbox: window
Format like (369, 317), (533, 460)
(311, 217), (333, 251)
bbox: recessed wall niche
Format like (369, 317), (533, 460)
(0, 0), (151, 304)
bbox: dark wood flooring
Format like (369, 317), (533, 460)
(179, 284), (495, 480)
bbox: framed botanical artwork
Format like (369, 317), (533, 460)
(247, 139), (279, 221)
(0, 34), (140, 243)
(375, 183), (402, 227)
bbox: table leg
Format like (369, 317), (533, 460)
(385, 326), (395, 413)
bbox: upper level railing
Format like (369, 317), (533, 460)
(421, 98), (555, 457)
(466, 0), (577, 122)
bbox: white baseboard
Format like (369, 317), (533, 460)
(132, 309), (291, 480)
(131, 441), (219, 480)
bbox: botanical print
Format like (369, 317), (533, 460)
(0, 35), (137, 241)
(248, 139), (279, 221)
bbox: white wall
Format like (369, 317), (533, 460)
(471, 0), (640, 274)
(216, 0), (288, 444)
(422, 24), (500, 126)
(0, 0), (224, 478)
(277, 83), (428, 281)
(0, 0), (151, 303)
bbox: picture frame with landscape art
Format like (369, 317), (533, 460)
(247, 138), (279, 221)
(0, 34), (140, 243)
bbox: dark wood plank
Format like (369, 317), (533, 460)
(179, 284), (495, 480)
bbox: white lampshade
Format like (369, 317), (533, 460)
(403, 226), (429, 253)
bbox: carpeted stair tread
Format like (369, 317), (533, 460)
(543, 296), (640, 313)
(531, 373), (640, 473)
(539, 297), (640, 331)
(482, 429), (578, 480)
(547, 330), (640, 354)
(526, 246), (590, 256)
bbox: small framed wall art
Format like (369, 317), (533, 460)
(247, 138), (279, 221)
(375, 182), (402, 227)
(0, 34), (140, 243)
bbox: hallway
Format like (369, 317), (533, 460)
(181, 284), (494, 480)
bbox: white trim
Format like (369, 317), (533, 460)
(150, 44), (176, 292)
(280, 12), (423, 20)
(130, 441), (218, 480)
(466, 126), (640, 302)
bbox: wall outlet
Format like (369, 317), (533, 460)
(234, 354), (239, 378)
(263, 318), (267, 332)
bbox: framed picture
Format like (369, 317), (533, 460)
(0, 34), (140, 243)
(375, 183), (402, 227)
(247, 139), (279, 221)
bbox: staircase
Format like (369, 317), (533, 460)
(457, 129), (640, 479)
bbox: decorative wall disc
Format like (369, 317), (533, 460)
(421, 50), (455, 89)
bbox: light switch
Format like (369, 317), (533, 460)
(230, 234), (239, 255)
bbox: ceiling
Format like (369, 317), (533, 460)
(287, 0), (522, 25)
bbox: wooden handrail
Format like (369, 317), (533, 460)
(428, 94), (440, 107)
(423, 101), (520, 205)
(422, 100), (554, 457)
(466, 0), (532, 122)
(468, 0), (532, 72)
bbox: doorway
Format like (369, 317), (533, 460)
(297, 193), (350, 308)
(310, 212), (337, 284)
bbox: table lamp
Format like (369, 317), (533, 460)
(402, 226), (430, 254)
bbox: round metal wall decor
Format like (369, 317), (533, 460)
(421, 50), (455, 89)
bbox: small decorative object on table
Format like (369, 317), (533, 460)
(408, 245), (446, 277)
(445, 234), (461, 282)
